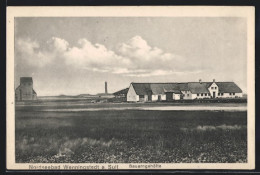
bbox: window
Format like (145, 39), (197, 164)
(229, 93), (232, 95)
(222, 93), (224, 96)
(139, 95), (144, 98)
(201, 93), (203, 96)
(205, 93), (207, 96)
(211, 87), (214, 89)
(218, 93), (220, 96)
(197, 94), (199, 96)
(233, 93), (235, 95)
(215, 87), (217, 89)
(208, 93), (210, 96)
(187, 94), (189, 97)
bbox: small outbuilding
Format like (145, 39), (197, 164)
(165, 90), (181, 101)
(15, 77), (37, 101)
(113, 88), (129, 98)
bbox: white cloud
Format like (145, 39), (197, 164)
(16, 36), (200, 77)
(125, 70), (175, 77)
(117, 36), (179, 64)
(64, 39), (130, 69)
(47, 37), (69, 52)
(16, 38), (53, 67)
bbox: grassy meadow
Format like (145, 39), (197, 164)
(15, 103), (247, 163)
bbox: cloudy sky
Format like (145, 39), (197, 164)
(15, 17), (247, 96)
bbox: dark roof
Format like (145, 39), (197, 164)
(178, 83), (189, 91)
(216, 82), (242, 93)
(132, 83), (151, 95)
(113, 88), (129, 95)
(131, 82), (242, 95)
(188, 82), (210, 94)
(20, 77), (33, 83)
(131, 83), (181, 95)
(151, 83), (180, 94)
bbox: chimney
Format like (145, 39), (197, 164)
(199, 79), (202, 84)
(213, 79), (215, 83)
(105, 81), (108, 94)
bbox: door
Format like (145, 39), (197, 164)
(147, 91), (152, 101)
(158, 95), (161, 101)
(166, 92), (173, 101)
(213, 92), (215, 98)
(139, 95), (145, 102)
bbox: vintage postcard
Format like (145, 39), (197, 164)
(6, 6), (255, 170)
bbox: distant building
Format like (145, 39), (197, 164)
(97, 93), (115, 98)
(113, 88), (129, 98)
(127, 79), (243, 102)
(15, 77), (37, 101)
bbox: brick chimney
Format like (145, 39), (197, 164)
(213, 79), (215, 83)
(105, 81), (108, 94)
(199, 79), (202, 84)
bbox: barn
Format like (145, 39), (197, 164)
(126, 80), (243, 102)
(113, 88), (129, 98)
(15, 77), (37, 101)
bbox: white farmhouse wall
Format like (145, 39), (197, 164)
(174, 94), (180, 100)
(181, 91), (192, 100)
(208, 82), (219, 98)
(235, 93), (243, 98)
(127, 84), (139, 102)
(217, 92), (243, 98)
(161, 94), (166, 101)
(191, 94), (197, 99)
(196, 94), (203, 99)
(196, 93), (211, 99)
(152, 95), (158, 101)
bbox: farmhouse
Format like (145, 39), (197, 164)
(127, 79), (243, 102)
(15, 77), (37, 101)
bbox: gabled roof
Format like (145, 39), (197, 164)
(178, 83), (189, 91)
(188, 82), (210, 94)
(33, 89), (37, 94)
(131, 83), (152, 95)
(151, 83), (180, 94)
(131, 83), (182, 95)
(216, 82), (242, 93)
(130, 81), (242, 95)
(113, 88), (129, 95)
(20, 77), (33, 83)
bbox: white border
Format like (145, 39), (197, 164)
(6, 6), (255, 170)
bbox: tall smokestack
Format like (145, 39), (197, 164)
(105, 81), (108, 94)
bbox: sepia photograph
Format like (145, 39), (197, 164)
(6, 6), (255, 170)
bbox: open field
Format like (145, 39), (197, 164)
(15, 102), (247, 163)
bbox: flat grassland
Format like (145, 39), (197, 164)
(15, 102), (247, 163)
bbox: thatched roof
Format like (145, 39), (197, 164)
(130, 82), (242, 95)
